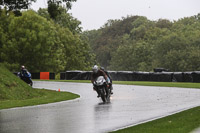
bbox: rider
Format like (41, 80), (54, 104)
(100, 67), (113, 94)
(91, 65), (111, 97)
(20, 65), (29, 78)
(18, 65), (33, 86)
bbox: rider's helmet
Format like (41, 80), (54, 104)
(92, 65), (98, 73)
(21, 65), (25, 70)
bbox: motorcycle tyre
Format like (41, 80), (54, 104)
(100, 88), (106, 103)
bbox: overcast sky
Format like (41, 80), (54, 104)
(31, 0), (200, 31)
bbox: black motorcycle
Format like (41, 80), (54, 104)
(94, 76), (111, 103)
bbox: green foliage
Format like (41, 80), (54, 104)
(37, 8), (51, 20)
(0, 7), (95, 72)
(0, 0), (36, 10)
(85, 14), (200, 71)
(1, 10), (62, 72)
(84, 16), (140, 68)
(48, 1), (60, 19)
(0, 0), (36, 16)
(110, 40), (152, 71)
(55, 7), (82, 33)
(47, 0), (76, 19)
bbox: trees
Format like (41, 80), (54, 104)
(84, 16), (140, 69)
(0, 0), (36, 10)
(53, 7), (82, 33)
(109, 40), (152, 71)
(85, 14), (200, 71)
(47, 0), (76, 19)
(1, 10), (60, 72)
(0, 9), (95, 72)
(38, 7), (82, 33)
(0, 0), (36, 16)
(0, 9), (14, 63)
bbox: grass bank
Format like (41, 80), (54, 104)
(0, 64), (79, 110)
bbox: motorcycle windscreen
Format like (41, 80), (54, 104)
(96, 76), (106, 86)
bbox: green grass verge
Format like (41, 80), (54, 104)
(34, 80), (200, 89)
(0, 64), (79, 110)
(0, 89), (79, 109)
(112, 106), (200, 133)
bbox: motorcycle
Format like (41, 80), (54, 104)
(94, 76), (111, 103)
(17, 71), (33, 86)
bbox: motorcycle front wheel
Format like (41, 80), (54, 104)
(99, 87), (106, 102)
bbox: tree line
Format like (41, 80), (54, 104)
(84, 14), (200, 72)
(1, 0), (200, 72)
(0, 4), (95, 72)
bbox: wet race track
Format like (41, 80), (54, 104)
(1, 81), (200, 133)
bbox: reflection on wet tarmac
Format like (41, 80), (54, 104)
(0, 81), (200, 133)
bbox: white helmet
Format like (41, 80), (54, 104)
(92, 65), (98, 73)
(21, 65), (25, 69)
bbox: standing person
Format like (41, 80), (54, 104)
(91, 65), (110, 97)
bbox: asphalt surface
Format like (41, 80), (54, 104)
(0, 81), (200, 133)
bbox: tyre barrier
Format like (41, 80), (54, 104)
(14, 72), (55, 80)
(173, 72), (184, 82)
(60, 72), (66, 80)
(183, 72), (193, 82)
(154, 68), (169, 72)
(60, 71), (200, 82)
(192, 71), (200, 82)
